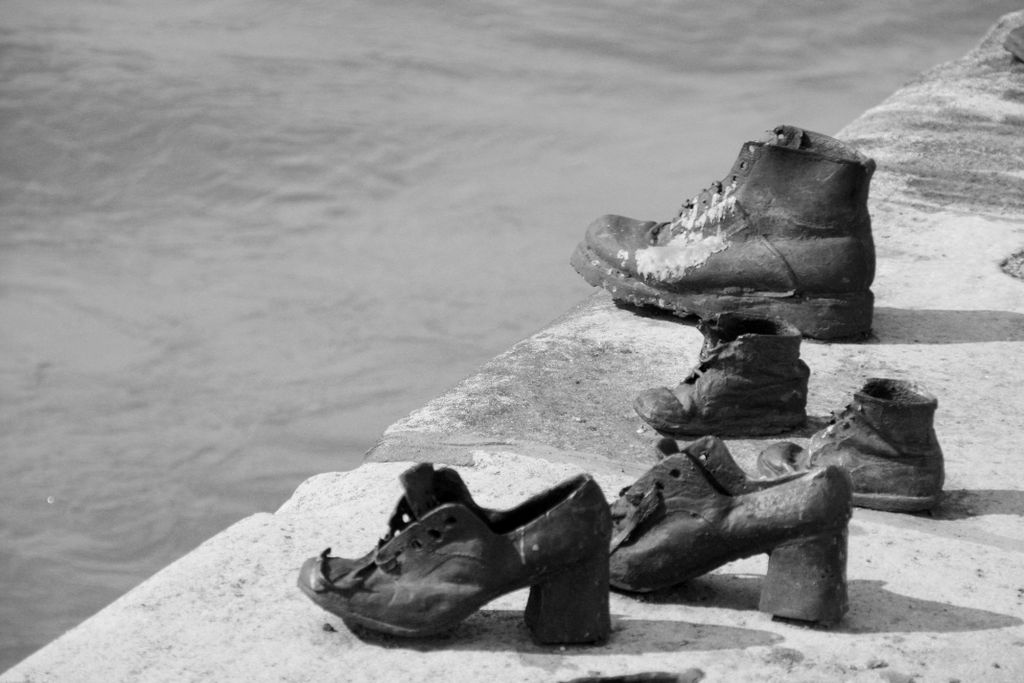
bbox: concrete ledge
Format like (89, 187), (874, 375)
(6, 10), (1024, 682)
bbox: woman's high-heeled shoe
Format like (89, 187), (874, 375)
(610, 443), (852, 624)
(298, 463), (611, 644)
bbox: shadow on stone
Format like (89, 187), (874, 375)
(854, 505), (1024, 554)
(842, 579), (1023, 634)
(344, 607), (782, 654)
(628, 573), (766, 613)
(931, 488), (1024, 519)
(611, 302), (1024, 346)
(871, 307), (1024, 344)
(616, 573), (1020, 635)
(780, 414), (830, 439)
(647, 414), (829, 442)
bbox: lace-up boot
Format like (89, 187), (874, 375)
(570, 125), (876, 340)
(757, 378), (944, 512)
(634, 313), (809, 435)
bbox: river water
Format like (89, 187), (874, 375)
(1, 0), (1018, 669)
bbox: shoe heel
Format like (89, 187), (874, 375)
(759, 530), (848, 624)
(524, 552), (610, 645)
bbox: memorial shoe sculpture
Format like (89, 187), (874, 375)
(757, 378), (944, 512)
(570, 125), (876, 340)
(610, 439), (853, 624)
(633, 313), (809, 436)
(298, 463), (611, 644)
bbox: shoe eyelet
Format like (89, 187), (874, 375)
(444, 515), (457, 526)
(654, 481), (665, 490)
(669, 468), (681, 478)
(699, 450), (710, 463)
(427, 528), (442, 540)
(411, 539), (422, 550)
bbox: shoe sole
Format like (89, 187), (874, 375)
(571, 242), (873, 341)
(323, 591), (494, 638)
(303, 567), (610, 643)
(852, 491), (941, 512)
(754, 459), (942, 513)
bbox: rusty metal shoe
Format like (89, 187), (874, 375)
(570, 125), (876, 340)
(757, 378), (944, 512)
(298, 463), (611, 644)
(634, 313), (809, 436)
(610, 446), (852, 624)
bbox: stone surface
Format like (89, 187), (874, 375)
(6, 10), (1024, 683)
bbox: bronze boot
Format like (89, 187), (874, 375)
(298, 463), (611, 644)
(570, 125), (876, 340)
(634, 314), (809, 436)
(610, 449), (852, 624)
(757, 378), (944, 512)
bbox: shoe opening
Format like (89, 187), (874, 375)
(485, 474), (591, 535)
(705, 313), (797, 342)
(860, 378), (935, 404)
(767, 124), (874, 165)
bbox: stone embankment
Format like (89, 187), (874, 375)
(5, 11), (1024, 682)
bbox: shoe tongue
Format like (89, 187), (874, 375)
(658, 436), (747, 495)
(670, 454), (731, 498)
(679, 436), (750, 496)
(397, 463), (478, 520)
(626, 453), (727, 505)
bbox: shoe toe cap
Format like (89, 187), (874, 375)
(634, 387), (690, 432)
(298, 553), (363, 596)
(756, 441), (808, 477)
(583, 214), (661, 266)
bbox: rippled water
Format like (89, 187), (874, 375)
(1, 0), (1018, 669)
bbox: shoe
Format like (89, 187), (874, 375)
(570, 125), (876, 340)
(633, 313), (809, 436)
(610, 445), (852, 624)
(298, 463), (611, 644)
(757, 378), (944, 512)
